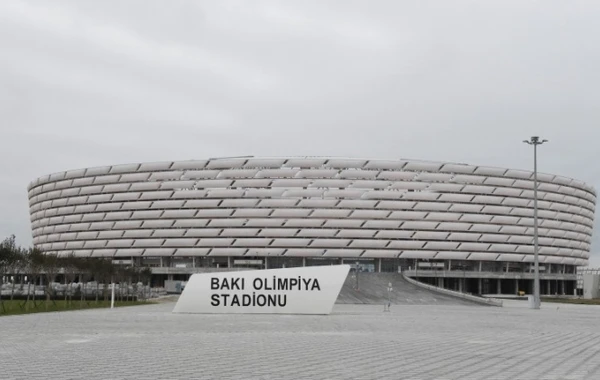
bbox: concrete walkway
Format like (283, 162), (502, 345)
(2, 300), (600, 379)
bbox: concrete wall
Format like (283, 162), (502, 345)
(583, 274), (600, 299)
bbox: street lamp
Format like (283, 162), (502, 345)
(523, 136), (548, 310)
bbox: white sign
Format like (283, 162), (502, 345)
(172, 265), (350, 315)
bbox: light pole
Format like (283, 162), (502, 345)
(523, 136), (548, 310)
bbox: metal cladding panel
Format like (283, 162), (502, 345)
(91, 249), (116, 257)
(284, 158), (327, 168)
(435, 251), (470, 260)
(349, 240), (388, 249)
(363, 220), (401, 229)
(496, 254), (525, 262)
(377, 171), (416, 181)
(458, 243), (491, 251)
(388, 241), (425, 250)
(245, 219), (285, 227)
(284, 249), (325, 257)
(338, 169), (377, 180)
(233, 238), (273, 247)
(452, 175), (486, 184)
(389, 182), (427, 191)
(322, 249), (363, 257)
(440, 163), (476, 174)
(207, 158), (248, 169)
(284, 219), (326, 228)
(350, 210), (390, 219)
(144, 248), (176, 256)
(152, 230), (186, 238)
(413, 202), (451, 211)
(282, 189), (325, 198)
(448, 232), (480, 241)
(484, 177), (515, 187)
(402, 192), (440, 202)
(295, 169), (338, 178)
(326, 189), (369, 199)
(389, 211), (428, 220)
(114, 249), (144, 257)
(160, 181), (196, 190)
(489, 244), (517, 252)
(123, 230), (154, 238)
(507, 235), (533, 244)
(322, 219), (363, 228)
(402, 221), (439, 230)
(399, 251), (437, 259)
(437, 222), (472, 231)
(469, 252), (500, 261)
(417, 173), (453, 182)
(184, 228), (222, 237)
(449, 204), (483, 213)
(196, 238), (233, 247)
(364, 160), (407, 170)
(207, 219), (246, 227)
(309, 239), (351, 248)
(298, 229), (338, 237)
(181, 170), (219, 180)
(326, 159), (367, 168)
(257, 229), (298, 237)
(337, 229), (377, 238)
(413, 231), (449, 240)
(272, 238), (311, 247)
(244, 158), (286, 168)
(143, 220), (176, 228)
(233, 209), (272, 217)
(425, 241), (460, 250)
(271, 209), (312, 218)
(121, 201), (152, 210)
(494, 188), (523, 197)
(311, 209), (352, 218)
(170, 160), (208, 170)
(166, 238), (202, 247)
(246, 248), (285, 256)
(217, 169), (259, 179)
(362, 250), (400, 258)
(516, 245), (533, 254)
(439, 193), (473, 203)
(271, 179), (311, 188)
(425, 212), (461, 221)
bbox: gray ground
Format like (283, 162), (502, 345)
(2, 300), (600, 380)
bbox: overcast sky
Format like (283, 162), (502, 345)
(1, 0), (598, 264)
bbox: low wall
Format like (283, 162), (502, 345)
(402, 274), (503, 307)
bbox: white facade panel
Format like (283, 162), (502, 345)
(27, 157), (595, 270)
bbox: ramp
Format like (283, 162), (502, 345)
(336, 272), (476, 306)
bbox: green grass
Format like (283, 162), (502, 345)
(541, 297), (600, 305)
(0, 299), (156, 316)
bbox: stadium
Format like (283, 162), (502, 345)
(27, 156), (596, 296)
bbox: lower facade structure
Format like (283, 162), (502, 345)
(27, 156), (596, 296)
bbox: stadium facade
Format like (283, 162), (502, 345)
(28, 157), (596, 295)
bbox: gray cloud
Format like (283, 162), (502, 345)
(1, 0), (598, 263)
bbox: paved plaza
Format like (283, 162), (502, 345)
(2, 300), (600, 379)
